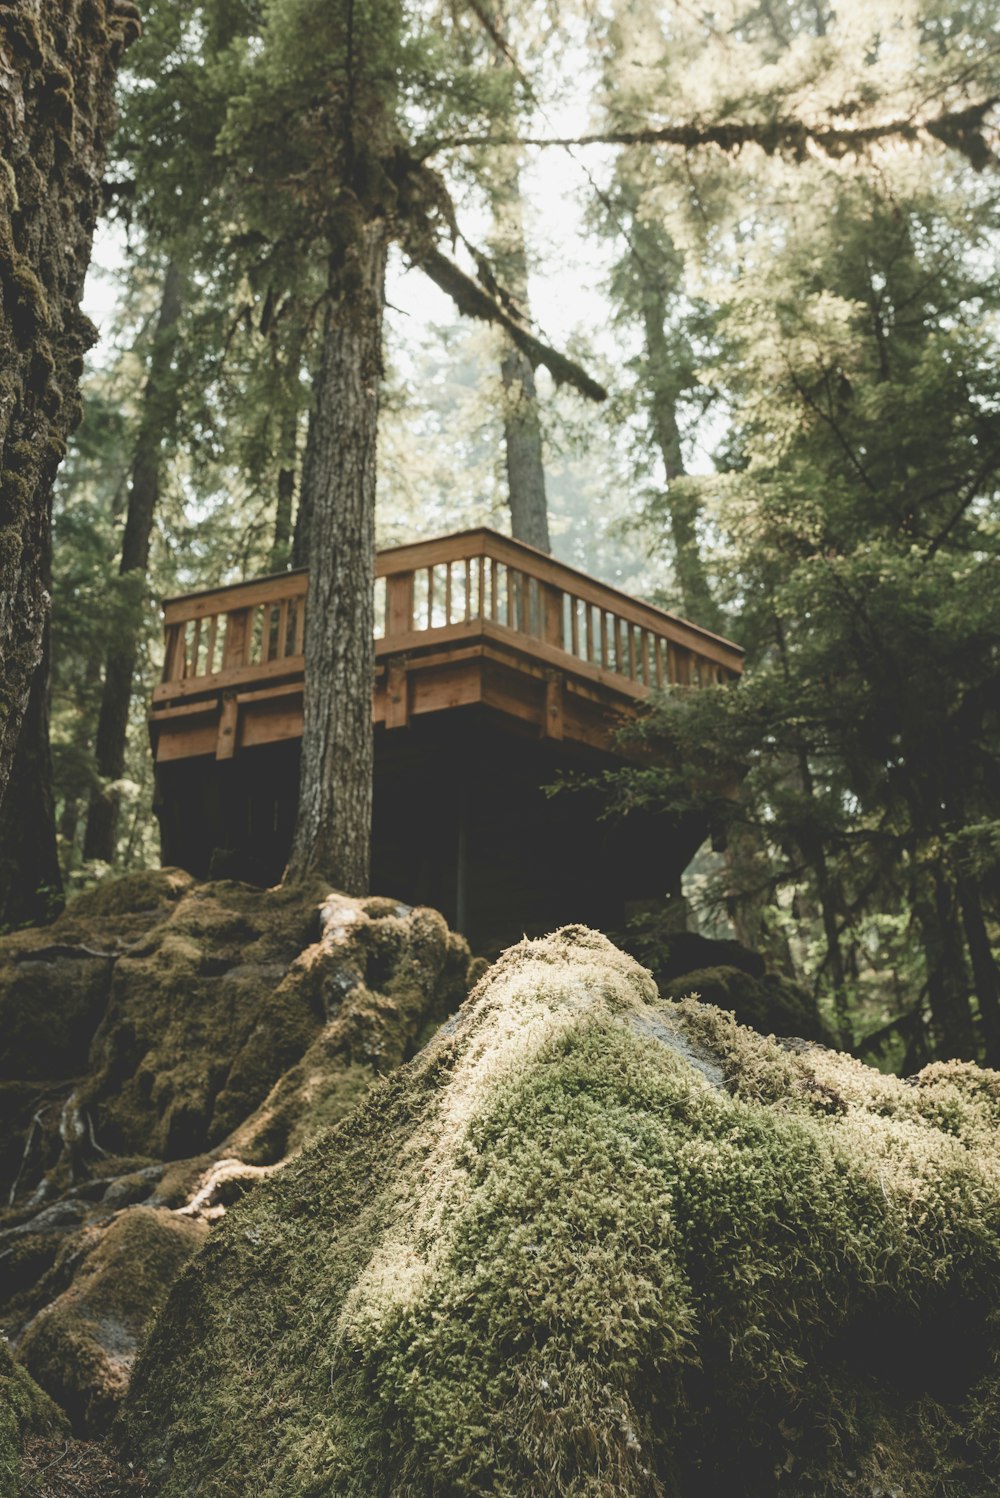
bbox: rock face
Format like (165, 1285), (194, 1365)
(124, 927), (1000, 1497)
(0, 871), (476, 1445)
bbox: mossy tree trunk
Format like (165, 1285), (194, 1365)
(284, 219), (389, 893)
(84, 259), (183, 865)
(0, 620), (61, 925)
(0, 0), (138, 916)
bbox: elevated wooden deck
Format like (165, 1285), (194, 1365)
(150, 528), (743, 764)
(150, 530), (742, 950)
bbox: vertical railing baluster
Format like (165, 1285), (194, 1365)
(543, 583), (563, 647)
(205, 615), (218, 675)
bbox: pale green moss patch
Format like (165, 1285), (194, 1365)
(124, 927), (1000, 1496)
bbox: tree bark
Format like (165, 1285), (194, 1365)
(0, 0), (139, 812)
(0, 618), (61, 926)
(912, 860), (976, 1061)
(270, 404), (297, 570)
(284, 221), (389, 893)
(494, 181), (550, 554)
(83, 260), (183, 864)
(291, 403), (315, 569)
(955, 868), (1000, 1067)
(484, 9), (550, 556)
(636, 251), (722, 633)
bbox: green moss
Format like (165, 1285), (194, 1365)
(663, 963), (831, 1042)
(0, 1337), (67, 1497)
(18, 1207), (208, 1435)
(0, 948), (114, 1080)
(6, 259), (50, 344)
(125, 928), (1000, 1497)
(0, 882), (475, 1439)
(0, 157), (18, 208)
(66, 868), (193, 920)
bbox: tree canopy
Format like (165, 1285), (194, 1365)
(2, 0), (999, 1064)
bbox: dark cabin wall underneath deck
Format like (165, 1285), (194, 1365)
(155, 706), (705, 957)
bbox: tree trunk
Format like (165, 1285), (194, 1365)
(912, 860), (976, 1061)
(0, 0), (139, 810)
(494, 179), (549, 553)
(955, 869), (1000, 1067)
(84, 260), (183, 864)
(0, 620), (62, 926)
(637, 257), (722, 632)
(485, 11), (550, 555)
(291, 402), (317, 569)
(284, 221), (389, 892)
(501, 335), (550, 551)
(270, 404), (298, 570)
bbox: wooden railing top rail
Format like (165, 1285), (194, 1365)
(377, 529), (743, 659)
(162, 527), (743, 667)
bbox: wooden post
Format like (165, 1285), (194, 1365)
(216, 692), (238, 759)
(543, 582), (563, 649)
(455, 776), (469, 937)
(223, 608), (249, 670)
(545, 671), (564, 740)
(385, 658), (409, 730)
(386, 570), (414, 638)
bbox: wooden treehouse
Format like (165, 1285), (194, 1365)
(150, 529), (743, 954)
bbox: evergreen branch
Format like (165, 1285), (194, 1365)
(464, 0), (521, 75)
(430, 99), (1000, 169)
(922, 443), (1000, 561)
(404, 235), (607, 401)
(786, 365), (878, 496)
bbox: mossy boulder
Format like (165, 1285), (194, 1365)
(0, 872), (477, 1438)
(626, 927), (834, 1045)
(17, 1207), (208, 1436)
(662, 963), (834, 1044)
(125, 927), (1000, 1497)
(0, 1338), (68, 1497)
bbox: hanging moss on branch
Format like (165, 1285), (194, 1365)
(124, 926), (1000, 1497)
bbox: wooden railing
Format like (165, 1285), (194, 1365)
(155, 528), (742, 705)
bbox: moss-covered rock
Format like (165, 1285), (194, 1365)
(0, 1337), (67, 1497)
(124, 927), (1000, 1497)
(0, 872), (477, 1438)
(624, 927), (834, 1045)
(662, 963), (834, 1044)
(17, 1208), (208, 1436)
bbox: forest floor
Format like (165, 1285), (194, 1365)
(20, 1434), (148, 1496)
